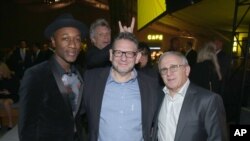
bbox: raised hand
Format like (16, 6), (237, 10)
(119, 17), (135, 33)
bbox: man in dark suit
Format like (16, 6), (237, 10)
(184, 41), (197, 68)
(7, 40), (33, 79)
(18, 13), (87, 141)
(83, 32), (162, 141)
(152, 51), (228, 141)
(42, 42), (55, 60)
(214, 39), (231, 94)
(85, 18), (112, 69)
(31, 42), (47, 66)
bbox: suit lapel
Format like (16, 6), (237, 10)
(137, 74), (147, 131)
(74, 70), (84, 117)
(152, 90), (165, 140)
(174, 84), (196, 141)
(94, 68), (110, 119)
(49, 58), (73, 115)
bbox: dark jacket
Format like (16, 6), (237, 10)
(85, 45), (111, 69)
(7, 48), (33, 79)
(186, 49), (197, 67)
(189, 60), (221, 93)
(83, 67), (163, 141)
(18, 58), (84, 141)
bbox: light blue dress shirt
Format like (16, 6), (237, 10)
(98, 69), (143, 141)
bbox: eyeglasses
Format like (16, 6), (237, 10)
(112, 50), (137, 58)
(159, 64), (185, 75)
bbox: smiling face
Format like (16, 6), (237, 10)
(51, 27), (82, 69)
(109, 39), (141, 77)
(159, 53), (190, 94)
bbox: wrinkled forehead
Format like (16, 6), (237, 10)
(95, 25), (111, 33)
(159, 54), (182, 67)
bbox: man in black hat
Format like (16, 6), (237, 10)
(18, 13), (87, 141)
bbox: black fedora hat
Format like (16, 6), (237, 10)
(44, 13), (88, 39)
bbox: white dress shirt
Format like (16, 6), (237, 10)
(158, 80), (190, 141)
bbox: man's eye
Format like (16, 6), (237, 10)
(98, 33), (104, 37)
(76, 38), (81, 42)
(116, 51), (122, 54)
(63, 37), (69, 41)
(127, 52), (133, 55)
(170, 65), (178, 69)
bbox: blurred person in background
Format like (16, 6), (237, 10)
(184, 41), (197, 68)
(0, 61), (19, 129)
(31, 42), (47, 66)
(136, 42), (158, 78)
(168, 37), (181, 52)
(42, 41), (54, 60)
(85, 18), (112, 69)
(214, 38), (231, 95)
(6, 40), (32, 80)
(86, 17), (135, 69)
(189, 42), (222, 93)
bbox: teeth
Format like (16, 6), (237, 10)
(68, 52), (76, 56)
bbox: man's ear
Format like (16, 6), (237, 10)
(50, 37), (55, 48)
(90, 36), (96, 44)
(186, 65), (191, 76)
(109, 49), (113, 61)
(135, 52), (142, 64)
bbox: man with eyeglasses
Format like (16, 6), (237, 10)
(152, 51), (228, 141)
(83, 32), (162, 141)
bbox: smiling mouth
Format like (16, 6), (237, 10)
(103, 42), (109, 46)
(68, 51), (77, 57)
(119, 63), (128, 66)
(167, 78), (175, 82)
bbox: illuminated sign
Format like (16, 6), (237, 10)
(137, 0), (166, 30)
(147, 34), (163, 41)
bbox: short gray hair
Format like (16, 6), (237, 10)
(158, 51), (189, 69)
(112, 32), (138, 49)
(89, 18), (111, 39)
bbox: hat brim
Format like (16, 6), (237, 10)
(44, 18), (88, 39)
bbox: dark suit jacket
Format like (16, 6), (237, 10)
(83, 67), (163, 141)
(217, 50), (231, 79)
(152, 83), (228, 141)
(7, 48), (32, 79)
(189, 60), (221, 93)
(85, 44), (111, 69)
(186, 49), (197, 67)
(18, 58), (84, 141)
(32, 50), (47, 66)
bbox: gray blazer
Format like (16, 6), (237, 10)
(152, 83), (228, 141)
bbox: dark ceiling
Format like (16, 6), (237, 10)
(145, 0), (250, 41)
(0, 0), (110, 47)
(1, 0), (249, 47)
(13, 0), (109, 11)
